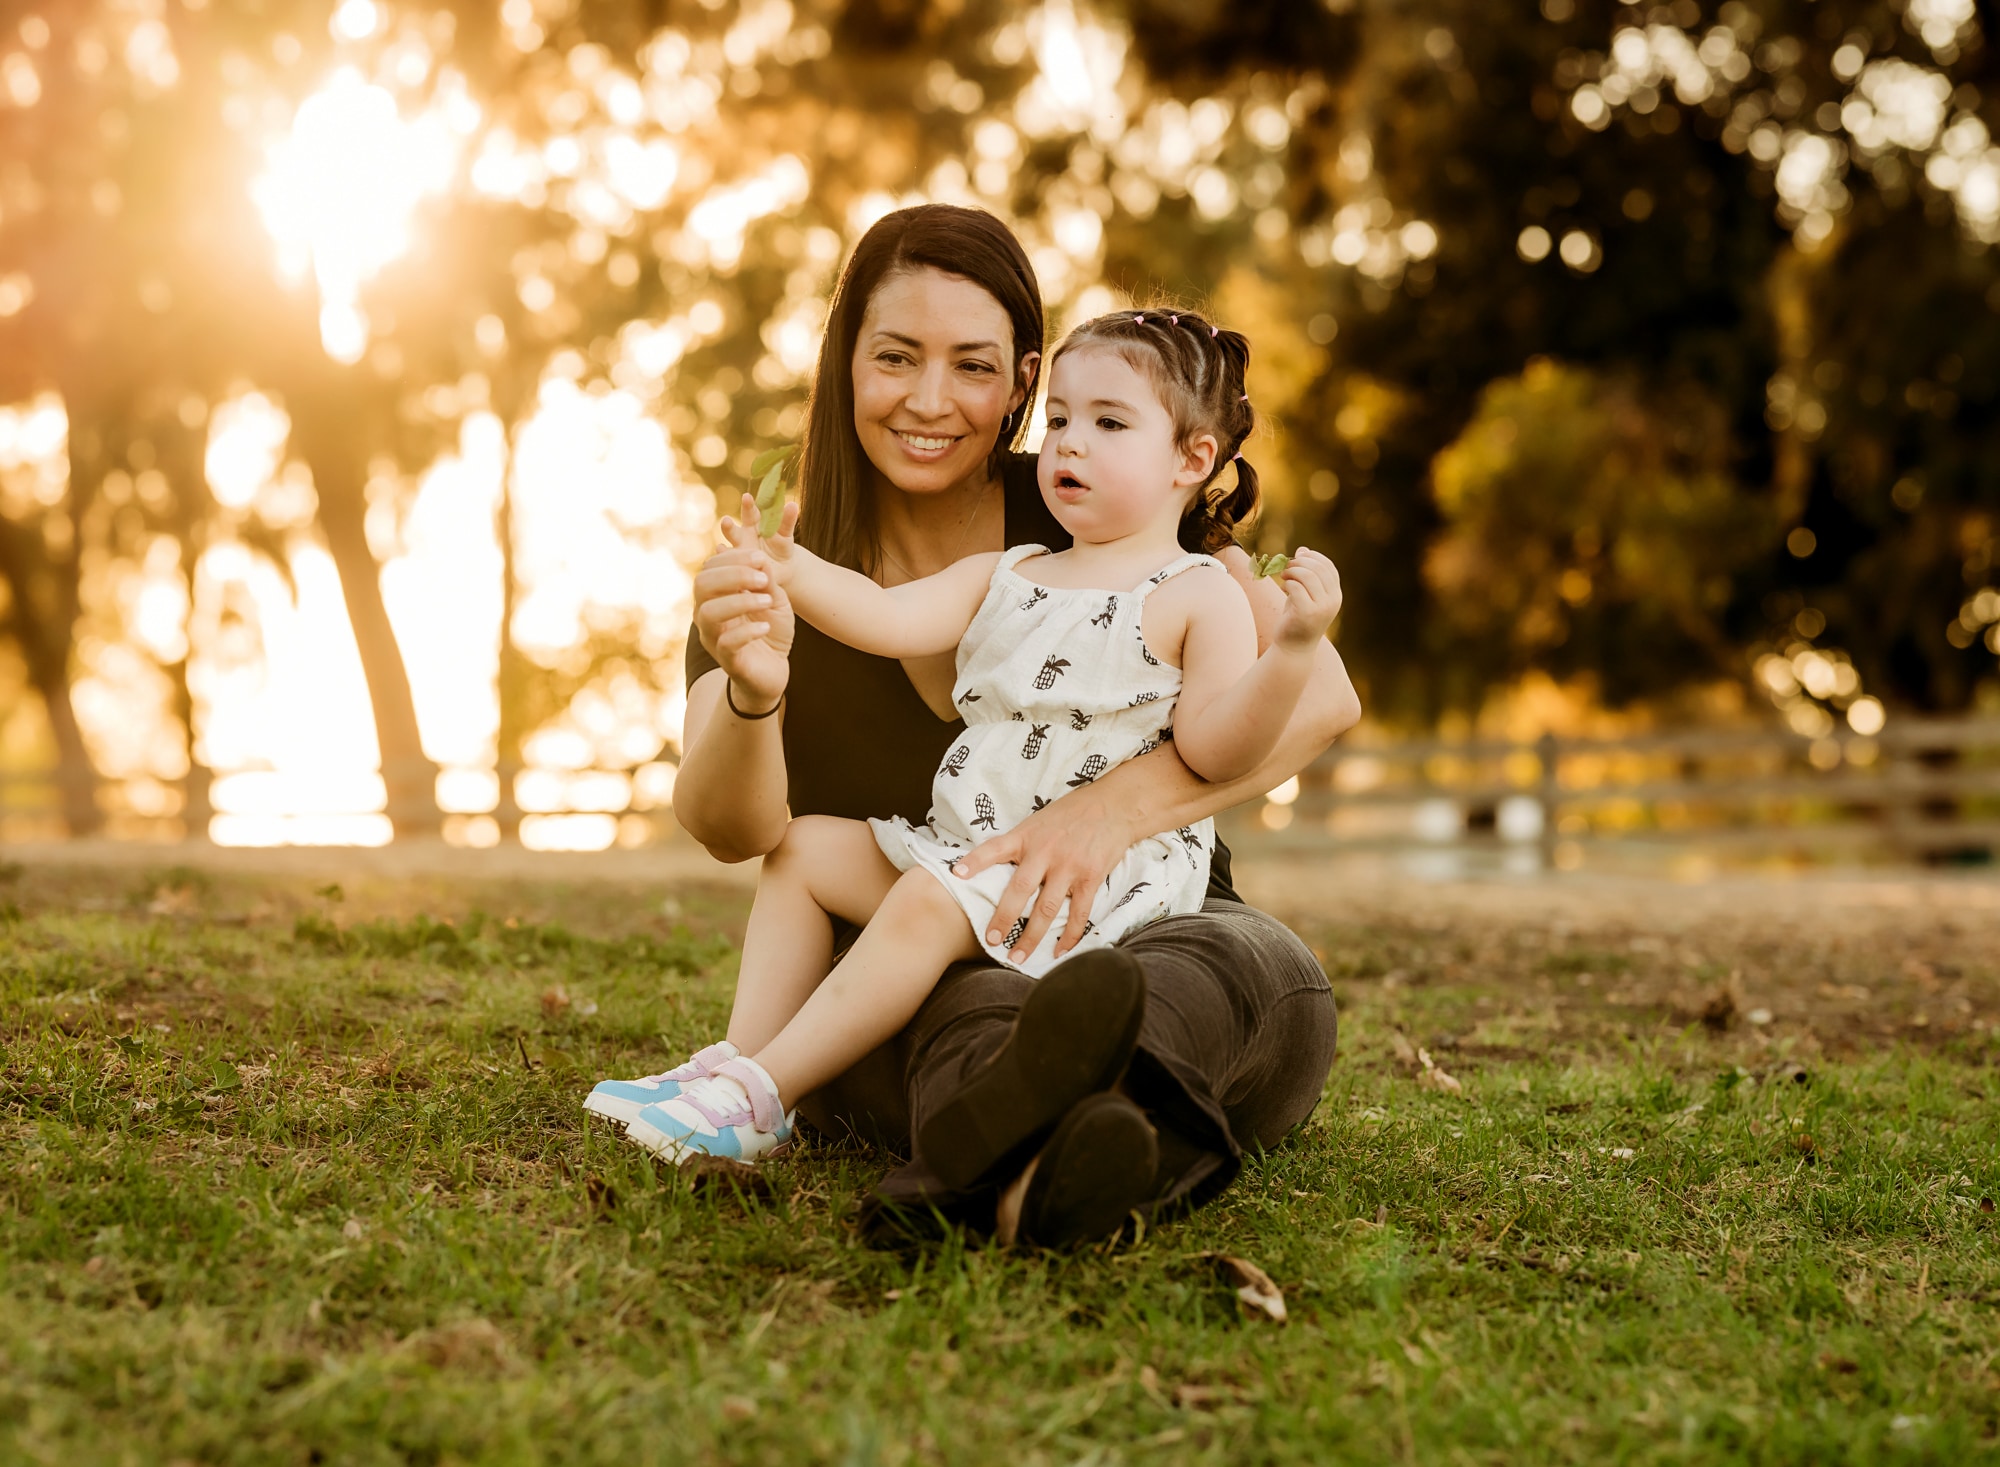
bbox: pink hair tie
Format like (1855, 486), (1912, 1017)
(1134, 314), (1147, 325)
(1210, 326), (1219, 338)
(1169, 315), (1179, 325)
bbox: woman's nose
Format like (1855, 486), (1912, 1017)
(905, 361), (951, 418)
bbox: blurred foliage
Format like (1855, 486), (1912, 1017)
(2, 0), (2000, 835)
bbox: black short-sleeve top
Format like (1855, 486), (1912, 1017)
(684, 453), (1239, 902)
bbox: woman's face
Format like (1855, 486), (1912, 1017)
(850, 266), (1039, 495)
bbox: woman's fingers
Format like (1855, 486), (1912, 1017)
(951, 830), (1016, 880)
(1009, 863), (1086, 961)
(712, 616), (772, 651)
(1048, 870), (1100, 958)
(777, 500), (800, 540)
(699, 592), (776, 627)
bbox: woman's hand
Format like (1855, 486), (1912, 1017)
(694, 502), (797, 711)
(951, 779), (1137, 965)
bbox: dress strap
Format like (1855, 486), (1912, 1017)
(1132, 552), (1225, 598)
(994, 543), (1050, 577)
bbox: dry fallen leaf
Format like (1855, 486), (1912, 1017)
(1387, 1029), (1420, 1069)
(540, 985), (571, 1018)
(1192, 1251), (1288, 1324)
(1412, 1045), (1463, 1094)
(721, 1395), (758, 1422)
(342, 1217), (367, 1240)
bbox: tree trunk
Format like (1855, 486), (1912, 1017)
(495, 465), (526, 841)
(287, 367), (438, 838)
(0, 513), (101, 836)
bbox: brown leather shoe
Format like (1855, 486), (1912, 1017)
(915, 947), (1146, 1191)
(1016, 1093), (1158, 1247)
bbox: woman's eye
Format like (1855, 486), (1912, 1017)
(878, 351), (912, 367)
(958, 360), (995, 375)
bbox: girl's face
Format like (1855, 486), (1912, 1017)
(1038, 346), (1216, 543)
(850, 267), (1039, 496)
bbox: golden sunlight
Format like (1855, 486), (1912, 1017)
(253, 66), (476, 362)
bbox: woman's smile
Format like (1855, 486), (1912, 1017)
(893, 429), (963, 460)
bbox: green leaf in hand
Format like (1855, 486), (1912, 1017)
(1250, 552), (1292, 579)
(748, 445), (793, 478)
(752, 443), (795, 536)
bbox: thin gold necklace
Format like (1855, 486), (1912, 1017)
(879, 483), (992, 585)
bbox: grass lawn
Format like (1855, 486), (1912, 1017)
(3, 856), (1998, 1465)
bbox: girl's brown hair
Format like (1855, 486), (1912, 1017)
(793, 204), (1044, 575)
(1050, 307), (1258, 554)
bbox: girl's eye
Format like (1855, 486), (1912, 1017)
(1097, 417), (1126, 432)
(1046, 414), (1067, 429)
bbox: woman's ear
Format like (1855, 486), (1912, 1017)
(1009, 350), (1043, 418)
(1175, 432), (1219, 488)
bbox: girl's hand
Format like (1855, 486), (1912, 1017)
(694, 504), (797, 711)
(1271, 547), (1343, 652)
(719, 494), (802, 585)
(951, 779), (1136, 964)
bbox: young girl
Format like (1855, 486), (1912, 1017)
(585, 308), (1341, 1165)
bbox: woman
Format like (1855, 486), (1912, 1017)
(673, 203), (1360, 1245)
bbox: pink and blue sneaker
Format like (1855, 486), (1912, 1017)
(583, 1040), (740, 1127)
(626, 1057), (795, 1164)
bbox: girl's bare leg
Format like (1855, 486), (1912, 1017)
(751, 867), (982, 1104)
(727, 815), (904, 1054)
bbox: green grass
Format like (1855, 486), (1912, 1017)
(4, 861), (1999, 1464)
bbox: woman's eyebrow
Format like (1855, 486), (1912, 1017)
(869, 330), (1002, 354)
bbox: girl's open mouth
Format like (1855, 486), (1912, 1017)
(1055, 471), (1086, 491)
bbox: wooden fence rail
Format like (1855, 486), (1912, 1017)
(5, 717), (2000, 866)
(1215, 715), (2000, 865)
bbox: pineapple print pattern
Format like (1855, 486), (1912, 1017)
(864, 543), (1222, 978)
(1067, 753), (1109, 787)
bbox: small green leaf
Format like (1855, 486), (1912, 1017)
(316, 882), (344, 902)
(114, 1035), (146, 1058)
(748, 444), (794, 478)
(536, 1047), (577, 1073)
(1251, 552), (1292, 579)
(756, 459), (788, 536)
(160, 1098), (204, 1125)
(207, 1060), (242, 1093)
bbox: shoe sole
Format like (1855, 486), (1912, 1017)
(625, 1115), (793, 1165)
(917, 947), (1146, 1192)
(1020, 1093), (1158, 1247)
(583, 1092), (652, 1126)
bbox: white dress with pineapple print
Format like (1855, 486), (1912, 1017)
(869, 543), (1220, 978)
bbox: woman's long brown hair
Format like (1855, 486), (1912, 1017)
(793, 204), (1044, 575)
